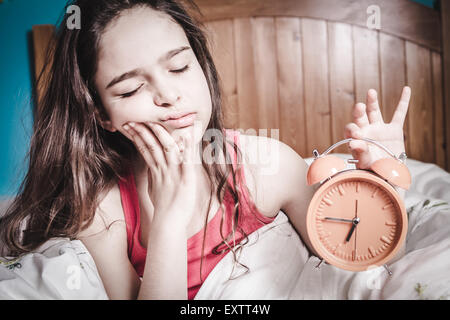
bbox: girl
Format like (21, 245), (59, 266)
(0, 0), (411, 300)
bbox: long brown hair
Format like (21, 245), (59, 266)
(0, 0), (253, 281)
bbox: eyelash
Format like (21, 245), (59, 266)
(172, 64), (190, 74)
(120, 65), (190, 98)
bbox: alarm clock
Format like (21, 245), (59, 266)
(302, 137), (411, 272)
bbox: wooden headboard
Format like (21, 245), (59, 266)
(32, 0), (449, 171)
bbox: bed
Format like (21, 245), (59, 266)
(1, 0), (448, 299)
(0, 154), (449, 299)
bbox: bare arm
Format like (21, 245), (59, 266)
(120, 122), (198, 300)
(79, 186), (188, 299)
(77, 186), (141, 300)
(237, 134), (317, 241)
(275, 141), (319, 245)
(137, 220), (187, 300)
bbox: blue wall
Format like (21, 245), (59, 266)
(0, 0), (440, 197)
(0, 0), (68, 197)
(412, 0), (437, 8)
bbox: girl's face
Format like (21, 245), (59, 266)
(94, 6), (212, 143)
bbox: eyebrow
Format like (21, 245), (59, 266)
(105, 46), (191, 89)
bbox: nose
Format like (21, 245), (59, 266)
(153, 80), (180, 107)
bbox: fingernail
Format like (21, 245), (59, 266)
(123, 124), (130, 131)
(178, 137), (184, 151)
(129, 122), (136, 128)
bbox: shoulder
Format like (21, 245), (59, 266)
(75, 183), (141, 299)
(238, 132), (308, 187)
(77, 183), (126, 240)
(237, 132), (312, 217)
(239, 132), (318, 226)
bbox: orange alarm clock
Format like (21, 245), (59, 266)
(302, 137), (411, 272)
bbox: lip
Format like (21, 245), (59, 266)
(162, 112), (196, 129)
(162, 111), (195, 121)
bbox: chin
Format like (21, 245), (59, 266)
(171, 119), (206, 144)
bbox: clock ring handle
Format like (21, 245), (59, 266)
(308, 138), (411, 189)
(315, 138), (407, 163)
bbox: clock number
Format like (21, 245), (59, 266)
(380, 235), (392, 244)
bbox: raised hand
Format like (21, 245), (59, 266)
(344, 86), (411, 169)
(123, 122), (198, 229)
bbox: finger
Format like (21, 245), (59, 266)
(181, 131), (196, 168)
(175, 136), (185, 165)
(344, 123), (368, 153)
(131, 122), (166, 167)
(391, 86), (411, 125)
(125, 124), (157, 168)
(175, 135), (184, 152)
(366, 89), (384, 124)
(121, 124), (135, 141)
(348, 139), (368, 153)
(146, 122), (181, 165)
(353, 103), (370, 128)
(344, 123), (363, 140)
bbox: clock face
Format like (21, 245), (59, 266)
(307, 171), (407, 271)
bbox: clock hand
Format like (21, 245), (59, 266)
(354, 200), (358, 258)
(324, 217), (354, 223)
(345, 217), (360, 242)
(345, 223), (356, 242)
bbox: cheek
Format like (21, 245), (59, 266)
(106, 109), (132, 128)
(106, 99), (152, 128)
(194, 64), (211, 99)
(189, 65), (213, 116)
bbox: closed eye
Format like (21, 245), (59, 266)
(119, 65), (189, 98)
(120, 84), (144, 98)
(171, 64), (190, 74)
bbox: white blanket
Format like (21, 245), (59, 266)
(0, 154), (448, 300)
(194, 155), (450, 300)
(0, 239), (108, 299)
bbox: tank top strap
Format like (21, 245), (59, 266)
(117, 169), (144, 259)
(223, 128), (250, 197)
(223, 128), (242, 181)
(223, 129), (275, 225)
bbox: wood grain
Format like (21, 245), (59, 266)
(275, 17), (306, 156)
(441, 0), (450, 171)
(205, 20), (239, 129)
(328, 22), (355, 154)
(302, 18), (331, 155)
(32, 25), (55, 117)
(252, 17), (280, 132)
(405, 41), (434, 164)
(431, 51), (446, 170)
(380, 33), (406, 123)
(233, 18), (259, 131)
(353, 25), (381, 105)
(194, 0), (441, 52)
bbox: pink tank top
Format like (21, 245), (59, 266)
(118, 129), (276, 300)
